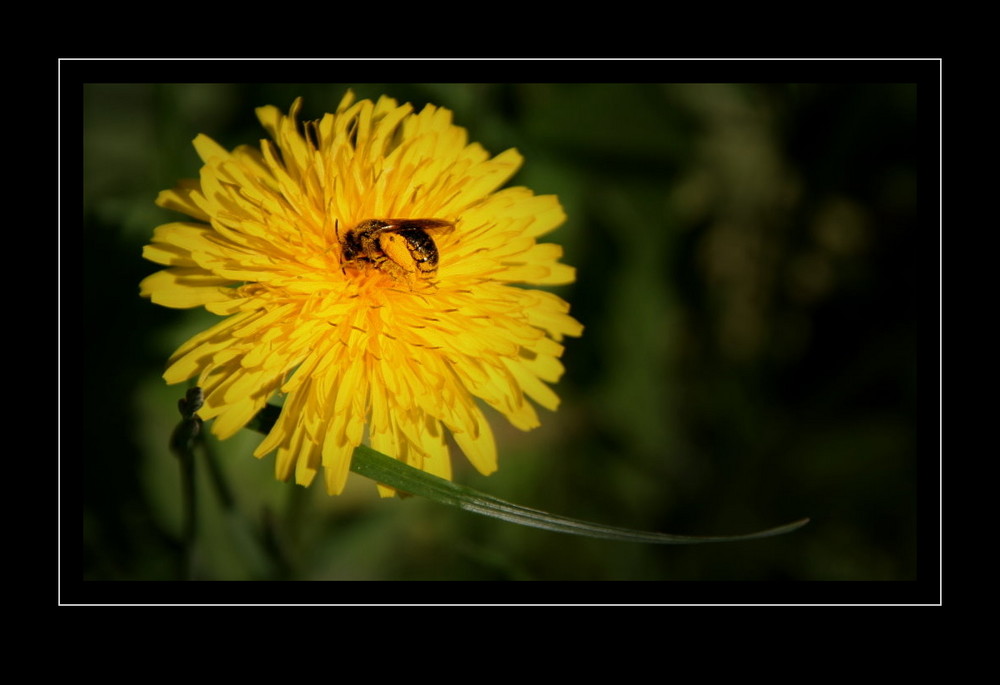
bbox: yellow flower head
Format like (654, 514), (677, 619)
(140, 92), (583, 496)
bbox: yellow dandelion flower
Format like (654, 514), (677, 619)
(140, 92), (583, 496)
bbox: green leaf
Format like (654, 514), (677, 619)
(247, 404), (809, 544)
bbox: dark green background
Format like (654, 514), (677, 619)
(79, 80), (931, 590)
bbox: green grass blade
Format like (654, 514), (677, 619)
(247, 404), (809, 544)
(351, 445), (809, 544)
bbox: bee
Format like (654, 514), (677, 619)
(340, 218), (456, 279)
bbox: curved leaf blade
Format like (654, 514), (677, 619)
(351, 445), (809, 544)
(247, 403), (809, 544)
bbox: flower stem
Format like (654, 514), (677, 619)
(177, 442), (196, 579)
(170, 387), (205, 579)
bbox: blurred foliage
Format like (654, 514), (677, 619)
(81, 82), (923, 587)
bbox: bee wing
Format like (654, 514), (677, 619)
(428, 220), (456, 235)
(387, 218), (456, 234)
